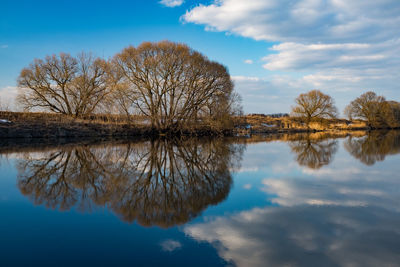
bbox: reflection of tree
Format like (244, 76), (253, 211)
(289, 136), (338, 169)
(344, 131), (400, 165)
(17, 139), (244, 227)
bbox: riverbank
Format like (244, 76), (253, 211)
(234, 114), (399, 135)
(0, 111), (232, 139)
(0, 111), (397, 139)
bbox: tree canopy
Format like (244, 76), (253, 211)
(113, 41), (240, 130)
(17, 53), (113, 117)
(291, 90), (338, 126)
(17, 41), (242, 131)
(345, 91), (400, 128)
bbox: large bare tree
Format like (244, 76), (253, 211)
(113, 41), (240, 130)
(344, 91), (386, 127)
(291, 90), (338, 126)
(17, 53), (113, 117)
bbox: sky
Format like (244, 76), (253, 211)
(0, 0), (399, 115)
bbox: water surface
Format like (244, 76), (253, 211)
(1, 131), (399, 266)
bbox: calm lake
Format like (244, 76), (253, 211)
(0, 131), (400, 266)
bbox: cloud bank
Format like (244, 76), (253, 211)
(185, 205), (400, 267)
(183, 0), (400, 43)
(183, 0), (400, 113)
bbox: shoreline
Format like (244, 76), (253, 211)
(0, 111), (398, 139)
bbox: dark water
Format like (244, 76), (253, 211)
(0, 131), (400, 266)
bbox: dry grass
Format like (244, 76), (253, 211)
(0, 111), (148, 125)
(234, 114), (369, 134)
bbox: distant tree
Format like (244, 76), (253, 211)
(113, 41), (241, 131)
(344, 91), (386, 127)
(291, 90), (338, 126)
(17, 53), (113, 117)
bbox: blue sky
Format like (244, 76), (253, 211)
(1, 0), (399, 114)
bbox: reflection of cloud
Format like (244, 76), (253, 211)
(243, 184), (252, 190)
(185, 205), (400, 267)
(233, 166), (259, 173)
(160, 239), (182, 252)
(301, 166), (363, 178)
(261, 165), (400, 211)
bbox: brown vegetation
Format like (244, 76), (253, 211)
(16, 138), (244, 227)
(16, 41), (242, 133)
(0, 111), (234, 139)
(17, 53), (113, 117)
(9, 47), (400, 138)
(291, 90), (338, 127)
(345, 91), (400, 128)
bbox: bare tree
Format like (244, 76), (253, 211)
(344, 131), (400, 165)
(113, 41), (240, 130)
(344, 91), (386, 127)
(17, 139), (244, 227)
(289, 136), (338, 169)
(380, 101), (400, 128)
(291, 90), (338, 126)
(17, 53), (113, 117)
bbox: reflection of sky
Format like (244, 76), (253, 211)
(1, 137), (400, 266)
(0, 156), (224, 266)
(185, 138), (400, 266)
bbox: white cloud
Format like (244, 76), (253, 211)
(159, 0), (184, 7)
(231, 76), (260, 82)
(183, 0), (400, 113)
(183, 0), (400, 43)
(0, 45), (8, 49)
(262, 40), (399, 72)
(229, 75), (297, 114)
(160, 239), (182, 252)
(0, 86), (18, 111)
(244, 59), (253, 64)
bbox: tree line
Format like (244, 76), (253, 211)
(17, 41), (242, 131)
(16, 41), (399, 130)
(291, 90), (400, 128)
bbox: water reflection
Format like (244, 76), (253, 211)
(2, 131), (400, 266)
(289, 134), (338, 169)
(16, 139), (244, 227)
(184, 130), (400, 267)
(185, 205), (400, 267)
(345, 130), (400, 165)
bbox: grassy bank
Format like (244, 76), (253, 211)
(1, 111), (397, 139)
(0, 111), (232, 139)
(233, 114), (398, 135)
